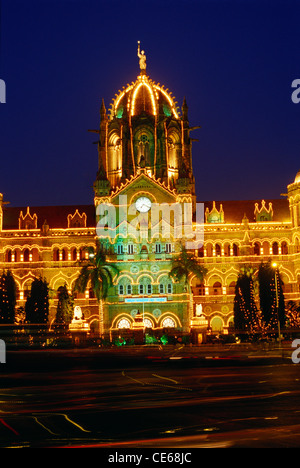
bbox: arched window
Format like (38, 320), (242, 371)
(228, 281), (236, 295)
(281, 241), (288, 255)
(6, 249), (12, 262)
(53, 248), (60, 261)
(118, 318), (131, 329)
(205, 243), (213, 257)
(162, 317), (176, 328)
(224, 243), (231, 256)
(144, 318), (153, 329)
(232, 243), (239, 256)
(272, 242), (279, 255)
(139, 276), (153, 295)
(210, 316), (224, 332)
(159, 276), (172, 295)
(197, 246), (204, 257)
(213, 281), (222, 295)
(71, 248), (78, 261)
(215, 243), (221, 256)
(254, 242), (260, 255)
(23, 248), (30, 262)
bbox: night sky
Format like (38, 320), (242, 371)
(0, 0), (299, 207)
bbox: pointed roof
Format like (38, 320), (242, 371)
(109, 73), (180, 120)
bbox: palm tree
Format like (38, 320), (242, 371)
(169, 244), (207, 325)
(73, 241), (118, 336)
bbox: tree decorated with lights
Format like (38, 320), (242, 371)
(233, 266), (258, 335)
(284, 300), (300, 328)
(258, 260), (285, 331)
(25, 277), (49, 325)
(0, 270), (17, 324)
(55, 284), (74, 327)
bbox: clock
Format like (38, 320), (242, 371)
(135, 196), (152, 213)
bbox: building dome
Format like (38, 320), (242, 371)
(294, 170), (300, 184)
(109, 73), (180, 120)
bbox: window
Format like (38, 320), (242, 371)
(155, 243), (161, 254)
(254, 242), (260, 255)
(213, 281), (222, 295)
(139, 284), (144, 295)
(117, 244), (123, 255)
(159, 284), (165, 294)
(167, 283), (173, 294)
(215, 244), (221, 256)
(147, 284), (152, 295)
(119, 284), (124, 295)
(128, 244), (134, 255)
(127, 284), (132, 295)
(162, 317), (176, 328)
(165, 243), (172, 253)
(144, 318), (153, 329)
(281, 241), (288, 255)
(232, 243), (239, 256)
(118, 318), (131, 329)
(272, 242), (279, 255)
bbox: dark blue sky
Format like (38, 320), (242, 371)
(0, 0), (299, 207)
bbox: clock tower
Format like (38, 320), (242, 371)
(92, 44), (200, 340)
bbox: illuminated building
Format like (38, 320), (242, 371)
(1, 47), (300, 339)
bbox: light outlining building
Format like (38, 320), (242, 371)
(1, 46), (300, 339)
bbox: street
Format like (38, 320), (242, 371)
(0, 346), (299, 448)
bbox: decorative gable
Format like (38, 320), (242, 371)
(254, 200), (273, 222)
(67, 209), (87, 228)
(205, 201), (224, 223)
(19, 207), (38, 229)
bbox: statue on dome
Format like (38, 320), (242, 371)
(137, 41), (146, 72)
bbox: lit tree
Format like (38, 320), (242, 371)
(285, 300), (300, 328)
(233, 268), (258, 336)
(25, 277), (49, 325)
(55, 284), (74, 327)
(73, 241), (118, 335)
(0, 270), (17, 324)
(258, 260), (285, 330)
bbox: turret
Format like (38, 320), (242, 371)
(287, 170), (300, 228)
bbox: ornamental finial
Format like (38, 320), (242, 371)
(137, 41), (146, 73)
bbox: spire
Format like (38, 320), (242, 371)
(182, 97), (188, 121)
(100, 98), (107, 120)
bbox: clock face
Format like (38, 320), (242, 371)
(135, 196), (152, 213)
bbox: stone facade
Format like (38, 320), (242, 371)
(1, 63), (300, 338)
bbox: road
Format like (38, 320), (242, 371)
(0, 346), (300, 448)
